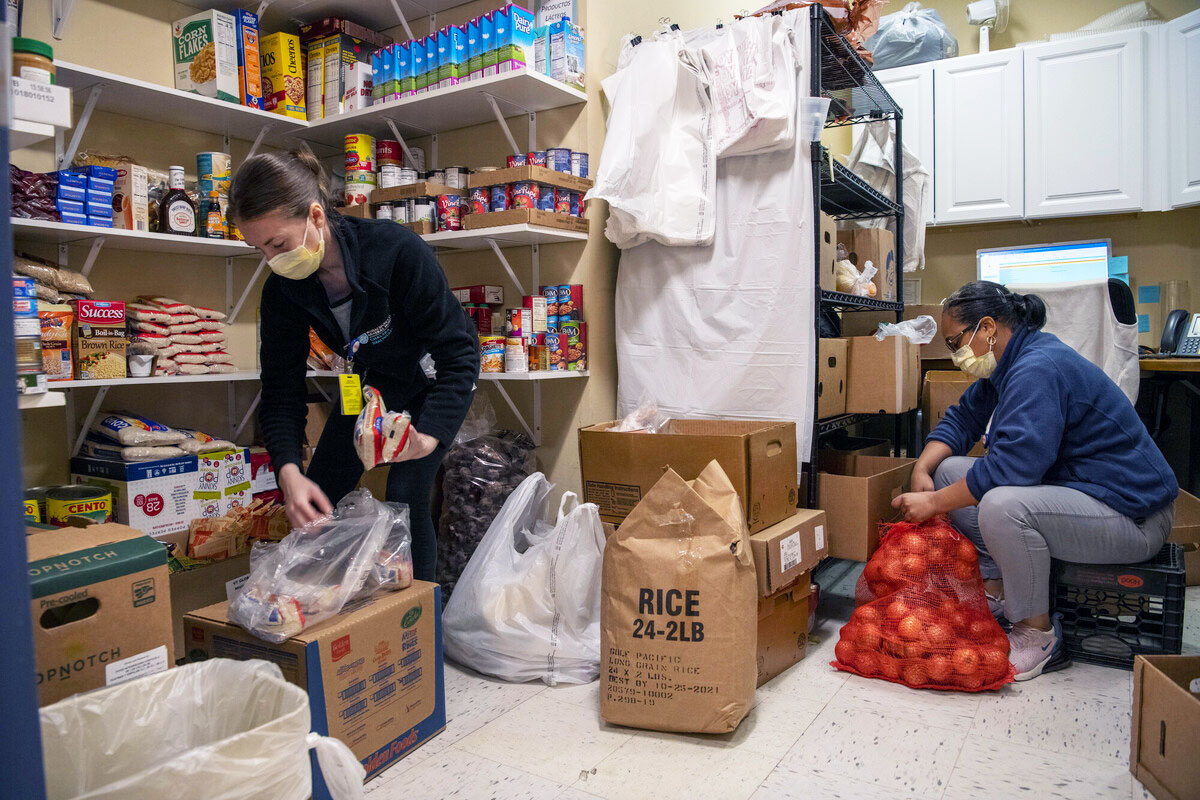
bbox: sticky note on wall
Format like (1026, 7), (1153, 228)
(1138, 285), (1161, 304)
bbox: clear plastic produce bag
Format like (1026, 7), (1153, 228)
(866, 2), (958, 70)
(40, 659), (365, 800)
(443, 473), (606, 685)
(874, 314), (938, 344)
(229, 489), (412, 643)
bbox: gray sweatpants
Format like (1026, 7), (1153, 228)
(934, 457), (1173, 621)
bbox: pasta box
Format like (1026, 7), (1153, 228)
(184, 582), (446, 798)
(28, 523), (174, 705)
(71, 300), (127, 380)
(71, 454), (200, 538)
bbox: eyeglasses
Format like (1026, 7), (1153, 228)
(944, 326), (972, 353)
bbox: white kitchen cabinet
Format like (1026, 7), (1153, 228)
(1166, 8), (1200, 208)
(933, 50), (1024, 224)
(1023, 30), (1145, 217)
(856, 62), (934, 176)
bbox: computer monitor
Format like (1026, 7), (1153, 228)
(977, 240), (1111, 286)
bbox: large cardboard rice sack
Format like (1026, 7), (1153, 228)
(600, 461), (757, 733)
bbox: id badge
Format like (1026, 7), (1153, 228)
(339, 373), (363, 415)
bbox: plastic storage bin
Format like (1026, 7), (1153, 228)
(1051, 543), (1186, 670)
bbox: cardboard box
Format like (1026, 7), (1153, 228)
(822, 436), (892, 458)
(1169, 491), (1200, 586)
(467, 164), (593, 192)
(233, 10), (263, 110)
(817, 454), (915, 561)
(819, 212), (837, 291)
(172, 11), (239, 103)
(403, 220), (436, 235)
(579, 418), (798, 533)
(840, 304), (951, 361)
(372, 181), (458, 202)
(72, 299), (127, 380)
(110, 162), (149, 232)
(168, 552), (250, 658)
(838, 228), (896, 302)
(818, 337), (847, 418)
(452, 285), (504, 305)
(38, 302), (74, 381)
(845, 335), (919, 414)
(922, 371), (975, 435)
(757, 580), (810, 687)
(261, 32), (306, 119)
(28, 524), (174, 705)
(464, 207), (588, 234)
(194, 448), (251, 518)
(749, 509), (827, 597)
(71, 454), (200, 538)
(1130, 655), (1200, 800)
(184, 583), (445, 794)
(299, 16), (393, 49)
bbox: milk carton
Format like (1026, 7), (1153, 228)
(398, 41), (414, 98)
(438, 25), (467, 88)
(498, 4), (535, 73)
(550, 17), (585, 90)
(466, 19), (482, 82)
(473, 14), (493, 80)
(483, 10), (502, 77)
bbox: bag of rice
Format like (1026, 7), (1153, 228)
(91, 412), (186, 445)
(32, 282), (62, 303)
(176, 427), (236, 454)
(194, 306), (227, 321)
(199, 330), (227, 343)
(169, 312), (200, 325)
(170, 333), (203, 345)
(206, 350), (234, 364)
(131, 320), (170, 335)
(175, 353), (209, 364)
(128, 302), (172, 323)
(132, 332), (170, 349)
(168, 322), (202, 334)
(208, 364), (237, 373)
(177, 363), (210, 374)
(80, 434), (187, 462)
(196, 320), (225, 331)
(138, 295), (196, 314)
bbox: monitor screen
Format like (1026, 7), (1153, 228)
(977, 240), (1111, 286)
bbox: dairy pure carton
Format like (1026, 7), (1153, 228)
(497, 4), (535, 73)
(466, 19), (482, 81)
(72, 300), (126, 380)
(485, 7), (509, 77)
(472, 14), (493, 80)
(438, 25), (468, 88)
(423, 35), (439, 93)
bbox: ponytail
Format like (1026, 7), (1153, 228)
(945, 281), (1047, 331)
(228, 144), (334, 224)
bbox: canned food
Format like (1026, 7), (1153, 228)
(490, 184), (511, 211)
(506, 154), (527, 168)
(436, 194), (462, 231)
(345, 134), (376, 172)
(376, 203), (394, 221)
(480, 336), (505, 372)
(444, 166), (470, 189)
(196, 151), (232, 197)
(429, 169), (446, 185)
(344, 183), (375, 207)
(546, 147), (571, 172)
(413, 197), (436, 224)
(571, 151), (589, 178)
(505, 337), (528, 373)
(379, 164), (402, 188)
(376, 139), (403, 166)
(570, 191), (582, 216)
(526, 151), (547, 167)
(470, 186), (490, 215)
(543, 285), (559, 315)
(25, 485), (51, 522)
(13, 275), (36, 301)
(536, 184), (555, 212)
(345, 169), (377, 185)
(512, 181), (538, 209)
(394, 200), (411, 223)
(23, 497), (39, 522)
(546, 315), (559, 333)
(546, 332), (566, 370)
(47, 485), (113, 527)
(398, 167), (419, 185)
(554, 188), (572, 215)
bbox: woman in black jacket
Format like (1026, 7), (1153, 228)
(228, 148), (479, 582)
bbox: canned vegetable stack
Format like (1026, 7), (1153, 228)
(489, 284), (587, 373)
(14, 276), (46, 394)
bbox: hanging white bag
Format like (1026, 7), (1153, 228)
(442, 473), (606, 686)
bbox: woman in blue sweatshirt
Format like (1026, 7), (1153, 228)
(892, 281), (1177, 680)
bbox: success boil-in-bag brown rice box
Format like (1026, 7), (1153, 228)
(72, 300), (127, 380)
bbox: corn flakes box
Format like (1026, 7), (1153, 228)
(173, 11), (240, 103)
(261, 32), (307, 119)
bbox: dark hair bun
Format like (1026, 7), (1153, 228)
(945, 281), (1047, 332)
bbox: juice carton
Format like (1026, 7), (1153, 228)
(485, 7), (508, 77)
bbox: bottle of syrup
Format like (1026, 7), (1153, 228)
(159, 165), (196, 236)
(205, 190), (226, 239)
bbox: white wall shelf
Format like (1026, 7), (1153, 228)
(423, 224), (589, 252)
(18, 392), (66, 410)
(51, 370), (338, 389)
(175, 0), (470, 36)
(12, 218), (258, 257)
(480, 371), (589, 381)
(10, 120), (56, 150)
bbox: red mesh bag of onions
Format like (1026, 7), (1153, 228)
(831, 516), (1016, 691)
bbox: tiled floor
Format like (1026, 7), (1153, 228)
(366, 561), (1199, 800)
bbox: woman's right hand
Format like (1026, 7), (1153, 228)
(910, 469), (936, 494)
(277, 463), (333, 529)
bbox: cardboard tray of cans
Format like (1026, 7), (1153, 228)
(403, 220), (437, 235)
(372, 182), (459, 203)
(467, 166), (593, 193)
(464, 208), (589, 233)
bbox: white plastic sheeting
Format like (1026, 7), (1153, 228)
(613, 10), (816, 465)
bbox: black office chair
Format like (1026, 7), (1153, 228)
(1108, 278), (1136, 325)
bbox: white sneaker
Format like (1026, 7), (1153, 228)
(986, 592), (1005, 620)
(1008, 618), (1065, 681)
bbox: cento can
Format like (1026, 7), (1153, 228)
(512, 181), (538, 209)
(506, 153), (527, 168)
(46, 485), (113, 527)
(526, 150), (546, 167)
(436, 194), (462, 231)
(536, 184), (555, 212)
(546, 147), (571, 172)
(490, 184), (512, 211)
(571, 151), (589, 178)
(344, 134), (376, 172)
(24, 486), (51, 522)
(470, 187), (490, 215)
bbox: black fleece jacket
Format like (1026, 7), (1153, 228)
(258, 214), (479, 473)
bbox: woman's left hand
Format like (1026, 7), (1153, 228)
(397, 428), (439, 462)
(892, 491), (939, 524)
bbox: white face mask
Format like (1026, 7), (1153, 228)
(267, 217), (324, 280)
(950, 321), (997, 379)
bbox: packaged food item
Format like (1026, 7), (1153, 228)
(526, 150), (547, 167)
(72, 300), (127, 380)
(260, 32), (306, 119)
(480, 336), (505, 372)
(506, 154), (527, 168)
(546, 147), (571, 173)
(344, 134), (375, 172)
(536, 184), (555, 212)
(46, 485), (113, 526)
(490, 184), (511, 211)
(504, 337), (527, 372)
(571, 151), (589, 178)
(172, 11), (239, 102)
(436, 194), (462, 231)
(231, 9), (263, 109)
(437, 25), (468, 89)
(353, 387), (413, 470)
(512, 181), (537, 209)
(38, 302), (73, 381)
(342, 59), (373, 112)
(13, 37), (55, 85)
(557, 284), (583, 318)
(158, 166), (196, 236)
(176, 428), (237, 454)
(546, 332), (566, 370)
(549, 17), (585, 91)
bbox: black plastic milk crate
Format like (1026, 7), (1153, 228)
(1051, 543), (1186, 670)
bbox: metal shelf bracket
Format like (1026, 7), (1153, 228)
(72, 386), (109, 456)
(229, 257), (267, 321)
(485, 239), (526, 296)
(52, 0), (79, 40)
(490, 380), (539, 444)
(483, 93), (522, 157)
(58, 84), (103, 170)
(80, 237), (105, 278)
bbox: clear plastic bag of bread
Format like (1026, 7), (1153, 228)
(228, 489), (412, 643)
(353, 386), (414, 470)
(832, 516), (1016, 691)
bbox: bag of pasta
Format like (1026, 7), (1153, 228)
(832, 516), (1015, 691)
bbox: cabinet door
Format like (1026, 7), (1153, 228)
(1167, 8), (1200, 208)
(855, 63), (934, 174)
(1024, 30), (1145, 217)
(933, 50), (1024, 224)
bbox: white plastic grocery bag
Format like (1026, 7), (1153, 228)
(40, 659), (365, 800)
(443, 473), (606, 685)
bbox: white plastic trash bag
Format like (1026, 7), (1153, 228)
(866, 2), (958, 70)
(443, 473), (606, 685)
(875, 314), (937, 344)
(40, 659), (365, 800)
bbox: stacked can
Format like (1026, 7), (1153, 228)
(345, 134), (377, 206)
(504, 149), (588, 177)
(14, 276), (45, 394)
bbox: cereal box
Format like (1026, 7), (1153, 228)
(233, 10), (263, 110)
(72, 300), (127, 380)
(261, 32), (306, 119)
(172, 11), (239, 103)
(38, 302), (73, 382)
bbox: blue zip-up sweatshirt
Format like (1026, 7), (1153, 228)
(928, 325), (1177, 519)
